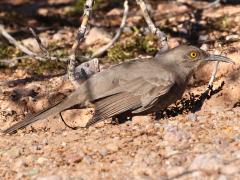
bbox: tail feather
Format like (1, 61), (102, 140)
(3, 93), (83, 134)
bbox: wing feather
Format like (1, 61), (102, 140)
(86, 93), (141, 127)
(86, 75), (175, 127)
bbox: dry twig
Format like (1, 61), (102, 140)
(0, 24), (67, 62)
(136, 0), (168, 52)
(0, 25), (37, 57)
(29, 27), (49, 57)
(0, 24), (99, 83)
(67, 0), (95, 88)
(91, 0), (129, 58)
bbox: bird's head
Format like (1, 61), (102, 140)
(157, 45), (234, 75)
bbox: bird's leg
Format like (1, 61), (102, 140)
(206, 61), (219, 94)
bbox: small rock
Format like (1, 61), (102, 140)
(36, 175), (62, 180)
(225, 34), (239, 41)
(189, 153), (223, 172)
(99, 148), (108, 156)
(217, 175), (228, 180)
(13, 159), (27, 170)
(166, 167), (185, 178)
(82, 155), (94, 165)
(6, 147), (22, 159)
(21, 38), (41, 52)
(107, 8), (123, 16)
(187, 113), (197, 121)
(200, 43), (209, 51)
(37, 157), (48, 164)
(61, 142), (67, 147)
(221, 165), (239, 174)
(85, 27), (112, 46)
(132, 116), (153, 126)
(211, 106), (225, 114)
(66, 153), (83, 164)
(42, 139), (48, 145)
(163, 126), (190, 149)
(26, 168), (39, 176)
(199, 35), (209, 41)
(106, 143), (119, 152)
(197, 115), (208, 121)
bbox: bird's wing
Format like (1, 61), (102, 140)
(86, 75), (175, 127)
(140, 76), (175, 109)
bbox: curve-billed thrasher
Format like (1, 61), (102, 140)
(3, 45), (233, 134)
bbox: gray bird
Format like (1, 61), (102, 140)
(3, 45), (233, 134)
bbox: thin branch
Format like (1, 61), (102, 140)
(29, 27), (49, 56)
(136, 0), (168, 52)
(0, 25), (37, 57)
(91, 0), (129, 58)
(0, 55), (30, 67)
(0, 24), (67, 62)
(205, 0), (221, 9)
(68, 0), (95, 88)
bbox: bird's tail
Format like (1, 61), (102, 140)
(3, 93), (83, 134)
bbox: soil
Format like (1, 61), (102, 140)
(0, 0), (240, 179)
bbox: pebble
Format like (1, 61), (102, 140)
(199, 35), (209, 42)
(163, 126), (190, 148)
(85, 27), (112, 46)
(82, 155), (94, 165)
(166, 166), (185, 178)
(225, 34), (239, 41)
(99, 148), (108, 156)
(13, 159), (27, 170)
(217, 175), (228, 180)
(26, 168), (39, 176)
(36, 175), (62, 180)
(189, 153), (223, 172)
(6, 147), (22, 159)
(106, 143), (119, 152)
(37, 157), (48, 164)
(221, 165), (239, 175)
(187, 113), (197, 121)
(132, 116), (153, 126)
(66, 153), (83, 164)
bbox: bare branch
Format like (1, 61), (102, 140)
(136, 0), (168, 52)
(0, 55), (30, 67)
(0, 24), (68, 62)
(0, 25), (37, 57)
(205, 0), (221, 9)
(29, 27), (49, 56)
(68, 0), (95, 88)
(91, 0), (129, 58)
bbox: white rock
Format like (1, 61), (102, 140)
(85, 27), (112, 46)
(189, 153), (223, 172)
(21, 38), (41, 53)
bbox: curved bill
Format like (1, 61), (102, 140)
(205, 54), (235, 64)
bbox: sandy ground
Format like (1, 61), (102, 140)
(0, 0), (240, 179)
(0, 55), (239, 180)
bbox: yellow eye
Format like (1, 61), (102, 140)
(190, 51), (197, 59)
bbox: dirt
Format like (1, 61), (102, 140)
(0, 0), (240, 179)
